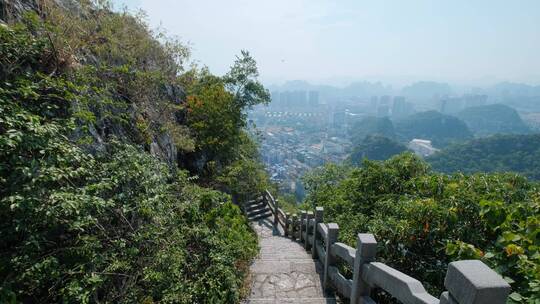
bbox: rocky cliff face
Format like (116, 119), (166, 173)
(1, 0), (186, 166)
(1, 0), (81, 23)
(1, 0), (35, 23)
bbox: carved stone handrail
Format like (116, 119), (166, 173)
(331, 242), (356, 266)
(258, 191), (511, 304)
(363, 262), (439, 304)
(317, 223), (328, 239)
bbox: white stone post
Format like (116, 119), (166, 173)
(273, 198), (279, 226)
(440, 260), (510, 304)
(291, 214), (298, 240)
(351, 233), (378, 304)
(299, 211), (307, 242)
(323, 223), (339, 291)
(304, 211), (314, 250)
(284, 212), (290, 237)
(311, 207), (324, 259)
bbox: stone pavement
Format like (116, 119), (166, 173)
(244, 218), (336, 304)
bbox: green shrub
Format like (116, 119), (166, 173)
(303, 154), (540, 302)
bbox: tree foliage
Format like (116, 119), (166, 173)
(181, 53), (270, 184)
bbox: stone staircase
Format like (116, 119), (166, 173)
(244, 197), (273, 221)
(244, 218), (336, 304)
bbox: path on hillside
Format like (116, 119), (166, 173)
(244, 218), (336, 304)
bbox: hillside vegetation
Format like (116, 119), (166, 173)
(349, 135), (408, 164)
(0, 1), (269, 303)
(349, 116), (396, 145)
(428, 134), (540, 180)
(395, 110), (473, 147)
(457, 104), (530, 136)
(302, 154), (539, 302)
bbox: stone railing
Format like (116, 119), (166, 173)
(262, 191), (511, 304)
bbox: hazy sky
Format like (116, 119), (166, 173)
(115, 0), (540, 86)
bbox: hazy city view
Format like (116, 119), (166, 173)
(250, 80), (540, 200)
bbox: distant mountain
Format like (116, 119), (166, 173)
(481, 82), (540, 111)
(349, 135), (408, 164)
(488, 82), (540, 97)
(427, 134), (540, 180)
(349, 116), (396, 145)
(401, 81), (453, 99)
(395, 111), (473, 147)
(456, 104), (530, 136)
(341, 81), (393, 98)
(267, 80), (393, 99)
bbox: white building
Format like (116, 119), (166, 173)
(408, 139), (439, 157)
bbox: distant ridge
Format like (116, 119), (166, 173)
(427, 133), (540, 180)
(456, 104), (530, 136)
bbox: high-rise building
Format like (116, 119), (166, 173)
(379, 95), (391, 105)
(464, 94), (488, 108)
(271, 91), (280, 107)
(440, 97), (464, 113)
(370, 96), (378, 114)
(333, 111), (346, 128)
(308, 91), (319, 106)
(377, 104), (390, 117)
(279, 91), (291, 107)
(294, 91), (308, 107)
(392, 96), (414, 118)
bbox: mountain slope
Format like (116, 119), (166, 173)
(427, 134), (540, 179)
(349, 116), (396, 145)
(350, 135), (408, 163)
(395, 111), (473, 147)
(456, 104), (530, 136)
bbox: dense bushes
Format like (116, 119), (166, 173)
(1, 138), (257, 303)
(302, 154), (539, 302)
(1, 3), (265, 303)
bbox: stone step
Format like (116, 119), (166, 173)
(244, 298), (337, 304)
(246, 206), (271, 217)
(246, 201), (267, 211)
(248, 211), (273, 221)
(250, 259), (321, 274)
(258, 254), (314, 260)
(246, 216), (336, 304)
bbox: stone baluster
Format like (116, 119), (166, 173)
(351, 233), (378, 304)
(299, 211), (307, 242)
(291, 214), (298, 240)
(273, 198), (279, 226)
(440, 260), (510, 304)
(323, 223), (339, 291)
(284, 212), (290, 237)
(304, 211), (314, 250)
(311, 207), (324, 259)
